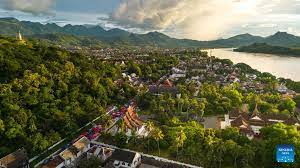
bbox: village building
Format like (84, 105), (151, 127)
(0, 148), (29, 168)
(41, 156), (64, 168)
(148, 79), (180, 97)
(87, 145), (114, 162)
(221, 106), (300, 139)
(277, 84), (288, 93)
(104, 150), (141, 168)
(42, 136), (90, 168)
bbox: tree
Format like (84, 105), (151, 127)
(115, 132), (128, 148)
(151, 127), (164, 156)
(78, 156), (102, 168)
(260, 123), (300, 167)
(225, 140), (241, 168)
(215, 141), (226, 168)
(278, 97), (296, 114)
(241, 144), (255, 167)
(174, 127), (187, 159)
(0, 119), (4, 132)
(146, 121), (154, 152)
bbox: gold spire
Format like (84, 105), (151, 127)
(17, 30), (23, 41)
(252, 104), (260, 117)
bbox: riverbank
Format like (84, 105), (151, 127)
(207, 48), (300, 81)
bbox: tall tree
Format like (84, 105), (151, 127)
(175, 127), (187, 159)
(151, 127), (164, 156)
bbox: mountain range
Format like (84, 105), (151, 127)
(1, 17), (300, 48)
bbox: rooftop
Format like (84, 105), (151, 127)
(109, 149), (137, 163)
(41, 156), (64, 168)
(0, 148), (28, 168)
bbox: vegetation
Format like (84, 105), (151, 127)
(0, 33), (299, 168)
(31, 34), (108, 49)
(234, 43), (300, 56)
(2, 18), (300, 48)
(103, 120), (299, 168)
(0, 36), (135, 157)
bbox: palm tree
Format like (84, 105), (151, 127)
(177, 98), (184, 113)
(117, 120), (126, 133)
(175, 127), (187, 159)
(146, 121), (154, 152)
(216, 141), (226, 168)
(151, 127), (164, 156)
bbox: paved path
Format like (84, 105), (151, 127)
(201, 116), (221, 129)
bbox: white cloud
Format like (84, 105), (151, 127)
(109, 0), (300, 40)
(258, 24), (277, 28)
(2, 0), (55, 14)
(110, 0), (264, 40)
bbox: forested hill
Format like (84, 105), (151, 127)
(3, 17), (300, 48)
(234, 43), (300, 56)
(0, 36), (136, 157)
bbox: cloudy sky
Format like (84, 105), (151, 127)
(0, 0), (300, 40)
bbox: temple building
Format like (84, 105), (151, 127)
(221, 105), (300, 139)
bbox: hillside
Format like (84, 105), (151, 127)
(234, 43), (300, 56)
(0, 18), (267, 48)
(2, 18), (300, 48)
(30, 34), (108, 48)
(264, 32), (300, 47)
(0, 36), (132, 156)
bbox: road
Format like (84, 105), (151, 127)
(30, 107), (117, 166)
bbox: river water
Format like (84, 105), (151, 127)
(206, 48), (300, 81)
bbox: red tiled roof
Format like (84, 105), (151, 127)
(123, 106), (143, 130)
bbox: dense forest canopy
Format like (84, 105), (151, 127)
(0, 36), (135, 156)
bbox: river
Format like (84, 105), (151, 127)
(206, 48), (300, 81)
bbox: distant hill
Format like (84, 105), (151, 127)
(1, 17), (300, 48)
(264, 31), (300, 47)
(234, 43), (300, 56)
(30, 34), (108, 48)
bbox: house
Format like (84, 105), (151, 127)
(105, 150), (142, 168)
(48, 136), (91, 167)
(172, 67), (186, 74)
(169, 68), (186, 80)
(87, 145), (114, 162)
(221, 106), (300, 139)
(148, 85), (180, 97)
(169, 73), (186, 79)
(72, 136), (91, 155)
(277, 84), (288, 93)
(0, 148), (29, 168)
(246, 74), (257, 80)
(41, 156), (64, 168)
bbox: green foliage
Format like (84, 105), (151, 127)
(114, 132), (128, 148)
(0, 37), (132, 157)
(235, 43), (300, 56)
(77, 156), (102, 168)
